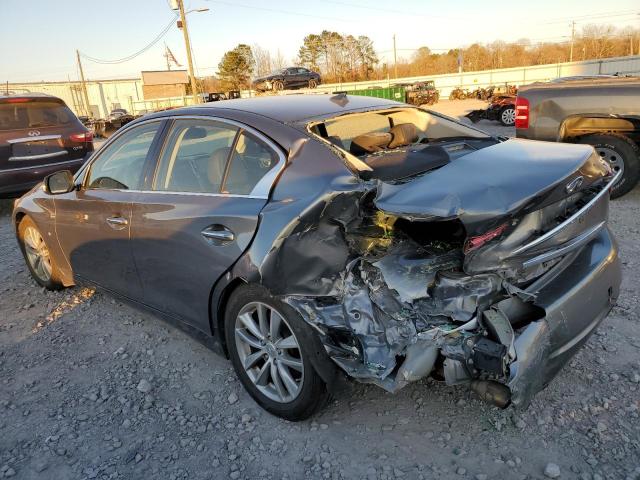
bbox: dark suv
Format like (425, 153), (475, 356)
(252, 67), (321, 92)
(0, 94), (93, 197)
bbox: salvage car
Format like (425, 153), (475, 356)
(516, 75), (640, 197)
(1, 93), (93, 198)
(13, 94), (621, 420)
(465, 95), (516, 126)
(252, 67), (321, 92)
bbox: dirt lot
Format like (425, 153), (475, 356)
(1, 100), (639, 480)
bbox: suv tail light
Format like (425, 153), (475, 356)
(515, 97), (529, 129)
(70, 132), (93, 143)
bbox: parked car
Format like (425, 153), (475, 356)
(0, 93), (93, 198)
(252, 67), (321, 92)
(93, 109), (137, 138)
(465, 95), (516, 126)
(516, 75), (640, 197)
(14, 94), (620, 420)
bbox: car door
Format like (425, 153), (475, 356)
(129, 117), (284, 331)
(54, 120), (165, 299)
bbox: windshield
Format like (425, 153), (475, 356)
(308, 107), (494, 181)
(0, 100), (75, 130)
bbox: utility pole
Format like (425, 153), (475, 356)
(177, 0), (200, 104)
(76, 49), (92, 117)
(392, 34), (398, 79)
(569, 21), (576, 62)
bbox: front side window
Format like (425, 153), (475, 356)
(154, 119), (238, 193)
(86, 122), (161, 190)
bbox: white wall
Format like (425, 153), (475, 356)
(316, 55), (640, 98)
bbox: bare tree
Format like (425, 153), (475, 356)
(252, 44), (272, 77)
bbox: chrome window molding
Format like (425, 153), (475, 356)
(80, 115), (286, 200)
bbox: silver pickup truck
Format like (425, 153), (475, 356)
(515, 76), (640, 197)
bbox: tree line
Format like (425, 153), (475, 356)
(214, 24), (640, 90)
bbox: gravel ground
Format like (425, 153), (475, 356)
(1, 100), (639, 480)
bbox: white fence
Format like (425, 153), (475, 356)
(314, 54), (640, 98)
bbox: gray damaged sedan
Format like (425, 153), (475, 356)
(13, 95), (621, 420)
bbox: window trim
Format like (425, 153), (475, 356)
(79, 115), (285, 200)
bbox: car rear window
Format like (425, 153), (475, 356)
(0, 100), (75, 131)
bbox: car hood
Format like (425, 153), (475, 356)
(373, 138), (606, 235)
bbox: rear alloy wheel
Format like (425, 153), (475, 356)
(499, 106), (516, 126)
(18, 216), (64, 290)
(308, 79), (318, 89)
(579, 134), (640, 198)
(225, 284), (329, 421)
(272, 80), (284, 92)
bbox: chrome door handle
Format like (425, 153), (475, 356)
(201, 226), (235, 243)
(106, 216), (128, 229)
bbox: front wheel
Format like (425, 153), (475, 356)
(18, 216), (64, 290)
(308, 79), (318, 89)
(499, 106), (516, 126)
(579, 134), (640, 198)
(272, 80), (284, 92)
(225, 284), (329, 421)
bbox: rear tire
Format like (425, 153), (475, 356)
(18, 216), (64, 290)
(579, 134), (640, 198)
(225, 284), (329, 421)
(499, 106), (516, 126)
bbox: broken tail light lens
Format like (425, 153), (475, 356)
(70, 132), (93, 143)
(464, 223), (509, 254)
(515, 97), (529, 129)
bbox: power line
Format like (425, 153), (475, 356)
(80, 14), (178, 64)
(205, 0), (351, 22)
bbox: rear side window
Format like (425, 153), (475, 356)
(223, 132), (278, 195)
(154, 119), (238, 193)
(86, 122), (161, 190)
(0, 100), (75, 130)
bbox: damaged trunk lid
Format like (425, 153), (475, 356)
(374, 138), (612, 278)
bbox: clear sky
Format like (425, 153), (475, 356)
(1, 0), (639, 83)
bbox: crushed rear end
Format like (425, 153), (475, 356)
(269, 107), (621, 408)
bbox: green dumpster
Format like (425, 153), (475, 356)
(345, 86), (406, 101)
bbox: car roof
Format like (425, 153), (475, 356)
(0, 92), (63, 102)
(189, 93), (402, 123)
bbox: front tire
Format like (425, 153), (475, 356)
(225, 284), (329, 421)
(18, 216), (64, 290)
(272, 80), (284, 92)
(579, 134), (640, 198)
(308, 79), (318, 89)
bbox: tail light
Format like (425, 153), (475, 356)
(70, 132), (93, 143)
(515, 97), (529, 129)
(464, 223), (509, 254)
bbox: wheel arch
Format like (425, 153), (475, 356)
(210, 275), (249, 357)
(558, 114), (640, 143)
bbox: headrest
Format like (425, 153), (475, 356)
(388, 123), (418, 148)
(350, 132), (393, 155)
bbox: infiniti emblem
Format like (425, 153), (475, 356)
(28, 130), (40, 137)
(565, 176), (584, 194)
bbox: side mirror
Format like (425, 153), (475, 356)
(44, 170), (75, 195)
